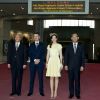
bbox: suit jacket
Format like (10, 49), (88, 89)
(7, 41), (27, 67)
(29, 42), (45, 66)
(64, 43), (85, 70)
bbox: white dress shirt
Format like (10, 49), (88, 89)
(73, 42), (78, 53)
(35, 41), (39, 47)
(15, 42), (20, 50)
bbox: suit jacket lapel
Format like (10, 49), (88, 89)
(33, 42), (37, 49)
(18, 42), (21, 51)
(71, 43), (74, 54)
(76, 44), (80, 53)
(14, 42), (16, 51)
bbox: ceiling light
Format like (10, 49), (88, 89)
(13, 13), (16, 16)
(21, 6), (24, 10)
(0, 9), (3, 12)
(96, 8), (99, 10)
(27, 19), (33, 26)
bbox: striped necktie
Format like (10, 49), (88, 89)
(74, 43), (77, 53)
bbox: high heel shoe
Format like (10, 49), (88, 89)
(53, 93), (57, 99)
(50, 97), (54, 99)
(50, 94), (54, 99)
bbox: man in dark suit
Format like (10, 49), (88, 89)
(27, 33), (45, 96)
(7, 33), (27, 96)
(64, 33), (85, 99)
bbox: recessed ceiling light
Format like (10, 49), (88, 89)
(13, 13), (16, 16)
(0, 9), (3, 12)
(96, 8), (99, 10)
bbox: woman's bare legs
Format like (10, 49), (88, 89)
(50, 77), (54, 99)
(54, 77), (59, 98)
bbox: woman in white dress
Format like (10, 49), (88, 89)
(46, 33), (63, 99)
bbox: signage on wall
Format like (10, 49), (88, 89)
(28, 0), (89, 14)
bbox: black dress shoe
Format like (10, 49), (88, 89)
(40, 93), (45, 96)
(69, 95), (74, 99)
(17, 93), (21, 96)
(76, 96), (80, 99)
(10, 93), (16, 96)
(27, 93), (33, 96)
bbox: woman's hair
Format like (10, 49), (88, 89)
(15, 32), (23, 40)
(9, 30), (15, 40)
(49, 33), (58, 48)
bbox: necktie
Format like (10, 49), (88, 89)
(74, 43), (77, 53)
(16, 43), (19, 50)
